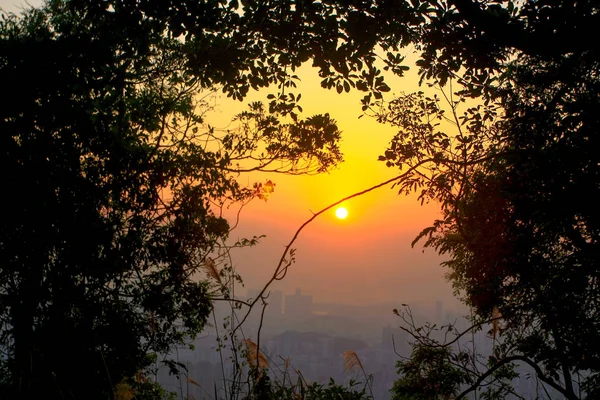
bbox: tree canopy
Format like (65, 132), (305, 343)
(2, 0), (599, 398)
(0, 1), (343, 398)
(367, 1), (600, 398)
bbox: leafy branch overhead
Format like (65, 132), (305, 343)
(370, 1), (600, 398)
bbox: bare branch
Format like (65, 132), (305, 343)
(455, 355), (578, 400)
(232, 159), (435, 333)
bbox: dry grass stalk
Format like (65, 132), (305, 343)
(492, 307), (502, 338)
(203, 257), (223, 287)
(187, 377), (201, 387)
(342, 350), (364, 373)
(245, 339), (269, 369)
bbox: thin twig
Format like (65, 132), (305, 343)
(232, 160), (433, 333)
(455, 355), (576, 400)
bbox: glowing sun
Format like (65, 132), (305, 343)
(335, 206), (348, 219)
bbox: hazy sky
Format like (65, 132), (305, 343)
(0, 0), (33, 12)
(1, 0), (461, 310)
(215, 65), (459, 308)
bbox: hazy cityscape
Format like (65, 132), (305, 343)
(157, 288), (569, 400)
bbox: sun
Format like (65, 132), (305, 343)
(335, 206), (348, 219)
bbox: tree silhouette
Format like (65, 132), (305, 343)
(369, 1), (600, 398)
(3, 0), (600, 398)
(0, 2), (342, 398)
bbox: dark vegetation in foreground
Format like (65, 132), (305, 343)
(1, 0), (598, 399)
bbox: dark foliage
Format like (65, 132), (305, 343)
(2, 0), (600, 398)
(0, 1), (344, 398)
(373, 1), (600, 398)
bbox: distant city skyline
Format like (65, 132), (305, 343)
(157, 296), (559, 400)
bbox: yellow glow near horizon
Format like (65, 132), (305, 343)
(335, 206), (348, 219)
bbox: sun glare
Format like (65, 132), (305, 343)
(335, 207), (348, 219)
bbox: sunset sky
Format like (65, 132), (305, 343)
(1, 0), (460, 309)
(211, 64), (459, 308)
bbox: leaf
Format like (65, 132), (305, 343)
(411, 226), (436, 248)
(256, 179), (276, 201)
(114, 382), (134, 400)
(378, 83), (391, 92)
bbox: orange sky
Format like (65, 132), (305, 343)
(208, 62), (461, 308)
(1, 0), (461, 309)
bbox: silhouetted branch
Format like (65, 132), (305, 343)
(255, 294), (268, 372)
(209, 298), (252, 307)
(232, 159), (435, 333)
(455, 355), (577, 400)
(449, 0), (599, 57)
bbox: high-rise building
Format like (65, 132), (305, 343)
(267, 290), (283, 316)
(284, 288), (313, 316)
(247, 288), (283, 316)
